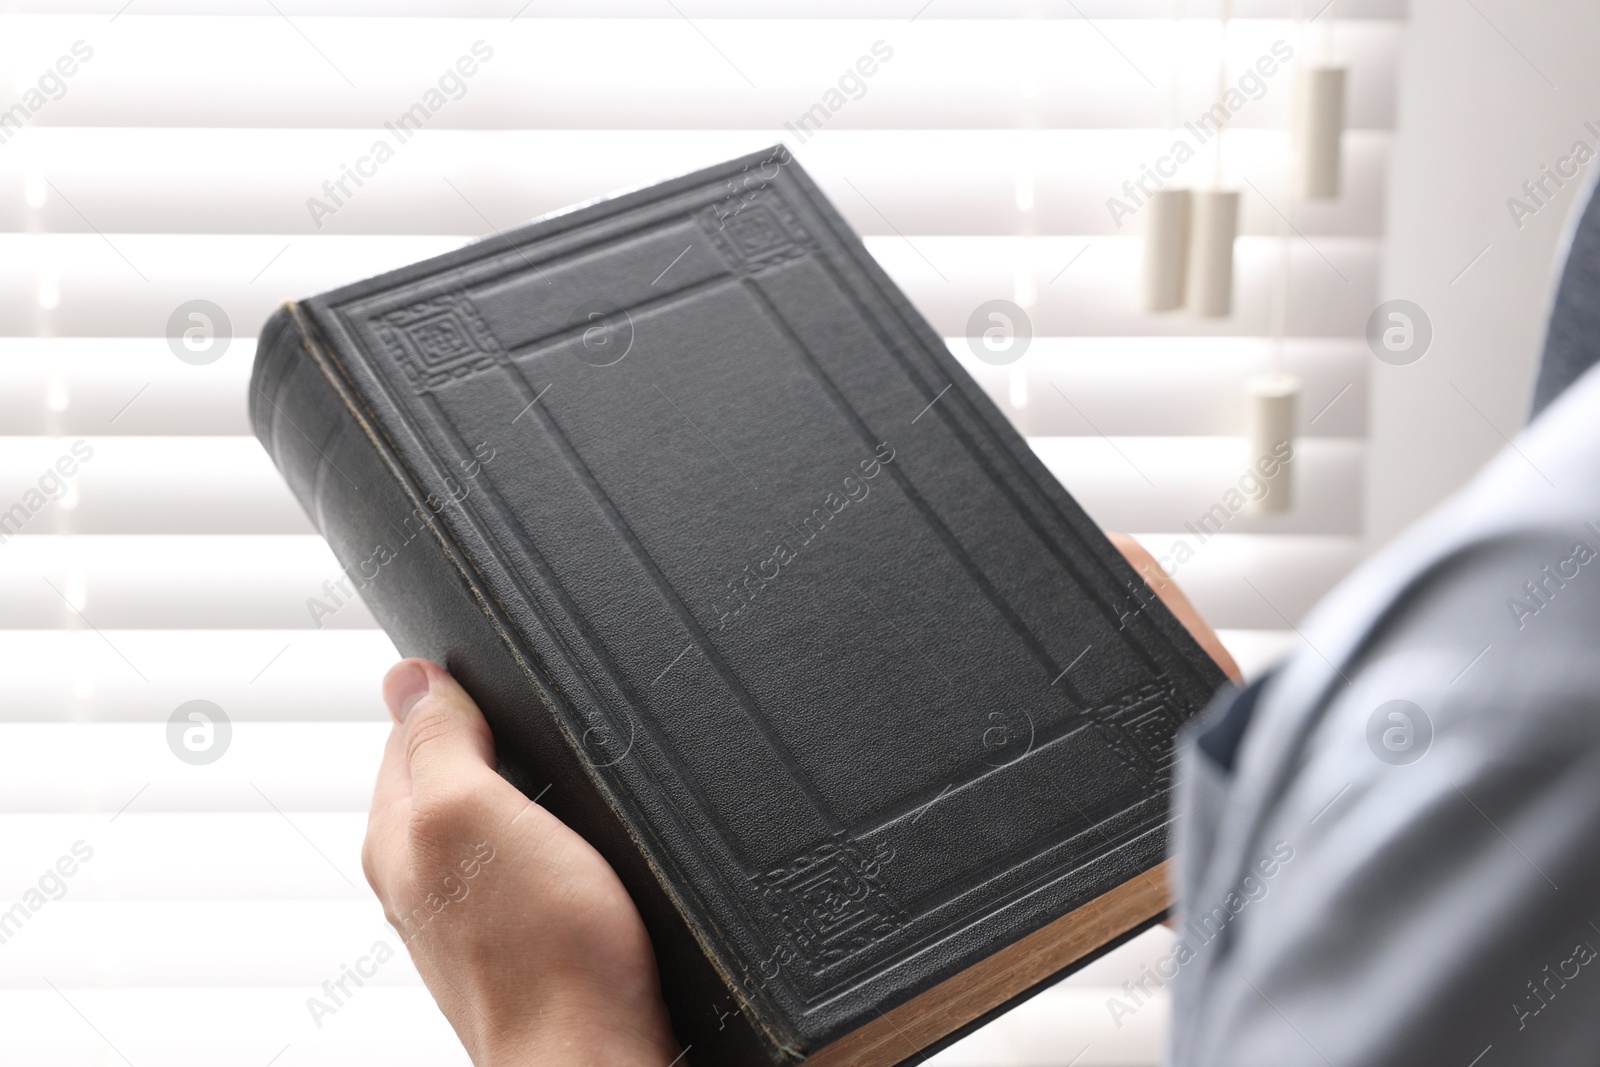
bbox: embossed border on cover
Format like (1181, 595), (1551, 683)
(374, 292), (505, 391)
(756, 834), (903, 971)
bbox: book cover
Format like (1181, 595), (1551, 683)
(249, 145), (1226, 1065)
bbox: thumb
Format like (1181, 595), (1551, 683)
(382, 658), (498, 796)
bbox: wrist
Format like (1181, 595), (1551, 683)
(479, 1028), (675, 1067)
(471, 998), (678, 1067)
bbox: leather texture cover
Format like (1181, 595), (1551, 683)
(249, 146), (1226, 1065)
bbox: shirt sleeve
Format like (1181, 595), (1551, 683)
(1169, 537), (1600, 1067)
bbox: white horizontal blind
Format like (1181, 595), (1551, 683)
(0, 4), (1403, 1064)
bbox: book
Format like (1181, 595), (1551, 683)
(250, 145), (1226, 1066)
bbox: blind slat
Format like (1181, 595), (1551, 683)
(0, 336), (1368, 438)
(0, 128), (1392, 238)
(0, 986), (470, 1067)
(2, 18), (1401, 131)
(0, 434), (1360, 535)
(0, 234), (1382, 337)
(0, 722), (388, 812)
(4, 1), (1411, 18)
(0, 629), (397, 723)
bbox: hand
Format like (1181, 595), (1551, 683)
(362, 658), (679, 1067)
(1108, 533), (1242, 684)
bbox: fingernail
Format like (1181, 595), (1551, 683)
(385, 661), (430, 723)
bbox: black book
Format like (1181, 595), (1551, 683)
(250, 146), (1225, 1066)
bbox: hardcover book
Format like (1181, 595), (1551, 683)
(250, 146), (1226, 1066)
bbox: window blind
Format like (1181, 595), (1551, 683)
(0, 3), (1404, 1063)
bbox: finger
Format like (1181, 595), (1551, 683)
(383, 658), (499, 800)
(1107, 533), (1243, 683)
(363, 722), (412, 900)
(371, 717), (413, 812)
(1107, 532), (1168, 590)
(1153, 578), (1243, 683)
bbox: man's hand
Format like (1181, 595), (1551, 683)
(1109, 532), (1242, 684)
(362, 658), (679, 1067)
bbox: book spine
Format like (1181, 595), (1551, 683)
(248, 306), (785, 1067)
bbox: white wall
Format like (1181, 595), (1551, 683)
(1369, 0), (1600, 546)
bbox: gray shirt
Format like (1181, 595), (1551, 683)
(1168, 341), (1600, 1065)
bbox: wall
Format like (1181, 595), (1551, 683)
(1370, 0), (1600, 547)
